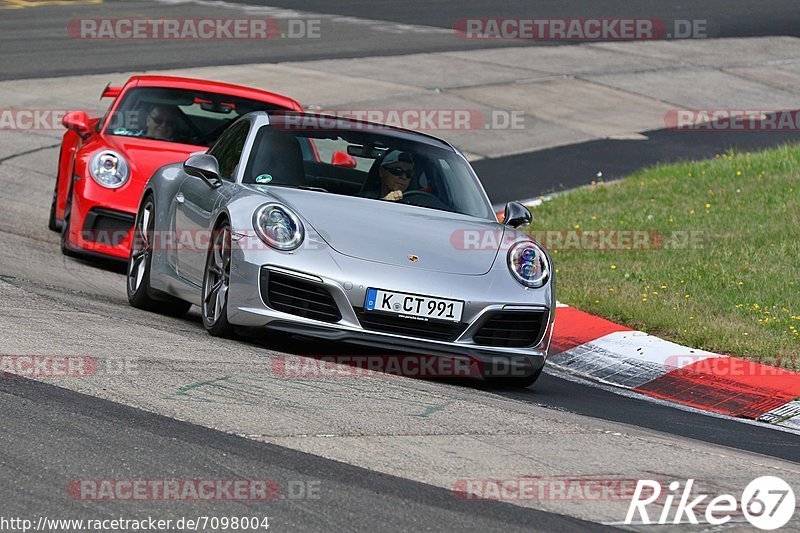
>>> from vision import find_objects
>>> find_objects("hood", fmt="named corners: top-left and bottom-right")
top-left (103, 135), bottom-right (204, 184)
top-left (250, 185), bottom-right (505, 275)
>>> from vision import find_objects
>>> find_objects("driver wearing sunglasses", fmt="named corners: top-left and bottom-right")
top-left (144, 104), bottom-right (180, 140)
top-left (375, 151), bottom-right (414, 202)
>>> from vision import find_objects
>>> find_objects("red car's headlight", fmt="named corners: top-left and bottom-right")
top-left (89, 150), bottom-right (129, 189)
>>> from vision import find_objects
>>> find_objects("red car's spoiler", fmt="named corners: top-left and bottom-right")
top-left (101, 83), bottom-right (122, 99)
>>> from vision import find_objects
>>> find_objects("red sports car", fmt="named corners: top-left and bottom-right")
top-left (49, 75), bottom-right (302, 261)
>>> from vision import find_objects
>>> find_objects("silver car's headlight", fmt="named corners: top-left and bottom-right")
top-left (253, 203), bottom-right (304, 251)
top-left (89, 150), bottom-right (129, 189)
top-left (508, 241), bottom-right (549, 288)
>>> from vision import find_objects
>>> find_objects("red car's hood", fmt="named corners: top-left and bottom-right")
top-left (103, 135), bottom-right (204, 183)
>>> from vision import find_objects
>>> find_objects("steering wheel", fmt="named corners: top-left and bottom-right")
top-left (400, 190), bottom-right (449, 209)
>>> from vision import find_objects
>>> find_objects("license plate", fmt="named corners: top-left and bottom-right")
top-left (365, 288), bottom-right (464, 322)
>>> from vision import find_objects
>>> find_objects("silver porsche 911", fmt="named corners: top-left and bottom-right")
top-left (126, 111), bottom-right (554, 387)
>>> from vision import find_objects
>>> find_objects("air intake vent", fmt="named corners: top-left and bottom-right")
top-left (260, 269), bottom-right (341, 323)
top-left (81, 208), bottom-right (135, 246)
top-left (472, 311), bottom-right (547, 347)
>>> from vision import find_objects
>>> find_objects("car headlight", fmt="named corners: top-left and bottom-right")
top-left (508, 241), bottom-right (549, 288)
top-left (89, 150), bottom-right (129, 189)
top-left (253, 203), bottom-right (304, 251)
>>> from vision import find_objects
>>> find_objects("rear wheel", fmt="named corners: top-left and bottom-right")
top-left (201, 221), bottom-right (235, 338)
top-left (127, 195), bottom-right (191, 317)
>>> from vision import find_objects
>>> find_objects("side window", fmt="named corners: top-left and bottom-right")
top-left (208, 122), bottom-right (250, 181)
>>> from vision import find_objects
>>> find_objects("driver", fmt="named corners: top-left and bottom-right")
top-left (371, 150), bottom-right (414, 202)
top-left (143, 104), bottom-right (180, 140)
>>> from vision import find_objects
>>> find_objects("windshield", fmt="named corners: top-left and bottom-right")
top-left (104, 87), bottom-right (287, 147)
top-left (243, 118), bottom-right (495, 220)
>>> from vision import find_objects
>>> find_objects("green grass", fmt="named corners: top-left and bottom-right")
top-left (526, 145), bottom-right (800, 368)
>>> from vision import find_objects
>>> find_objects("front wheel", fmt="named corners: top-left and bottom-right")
top-left (48, 181), bottom-right (60, 232)
top-left (59, 184), bottom-right (81, 258)
top-left (201, 221), bottom-right (235, 338)
top-left (127, 196), bottom-right (191, 317)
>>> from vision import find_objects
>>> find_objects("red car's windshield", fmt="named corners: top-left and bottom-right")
top-left (104, 87), bottom-right (288, 147)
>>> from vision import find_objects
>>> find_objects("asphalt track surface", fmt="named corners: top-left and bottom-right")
top-left (226, 0), bottom-right (800, 38)
top-left (5, 0), bottom-right (800, 205)
top-left (0, 0), bottom-right (517, 81)
top-left (2, 1), bottom-right (800, 531)
top-left (3, 0), bottom-right (800, 80)
top-left (476, 127), bottom-right (800, 203)
top-left (0, 375), bottom-right (606, 532)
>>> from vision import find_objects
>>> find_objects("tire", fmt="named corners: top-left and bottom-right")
top-left (482, 365), bottom-right (543, 389)
top-left (127, 195), bottom-right (191, 317)
top-left (201, 220), bottom-right (235, 338)
top-left (59, 182), bottom-right (82, 258)
top-left (48, 180), bottom-right (60, 232)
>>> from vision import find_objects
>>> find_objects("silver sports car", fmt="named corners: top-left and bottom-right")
top-left (126, 111), bottom-right (554, 387)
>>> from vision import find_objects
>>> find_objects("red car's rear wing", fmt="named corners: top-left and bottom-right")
top-left (101, 76), bottom-right (301, 111)
top-left (101, 84), bottom-right (122, 99)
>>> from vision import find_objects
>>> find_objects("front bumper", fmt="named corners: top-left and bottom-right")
top-left (66, 175), bottom-right (138, 260)
top-left (226, 235), bottom-right (554, 371)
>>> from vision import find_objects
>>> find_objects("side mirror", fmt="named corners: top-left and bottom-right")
top-left (331, 151), bottom-right (357, 168)
top-left (184, 154), bottom-right (222, 189)
top-left (502, 201), bottom-right (532, 228)
top-left (62, 110), bottom-right (91, 138)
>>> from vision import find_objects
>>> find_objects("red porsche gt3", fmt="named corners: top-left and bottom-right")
top-left (49, 75), bottom-right (302, 261)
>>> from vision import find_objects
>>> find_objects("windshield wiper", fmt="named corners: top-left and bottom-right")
top-left (297, 185), bottom-right (328, 192)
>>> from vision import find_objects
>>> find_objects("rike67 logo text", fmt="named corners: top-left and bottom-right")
top-left (626, 477), bottom-right (795, 530)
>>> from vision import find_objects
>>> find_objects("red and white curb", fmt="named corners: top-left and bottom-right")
top-left (549, 304), bottom-right (800, 430)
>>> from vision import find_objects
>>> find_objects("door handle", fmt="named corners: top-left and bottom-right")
top-left (175, 192), bottom-right (185, 204)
